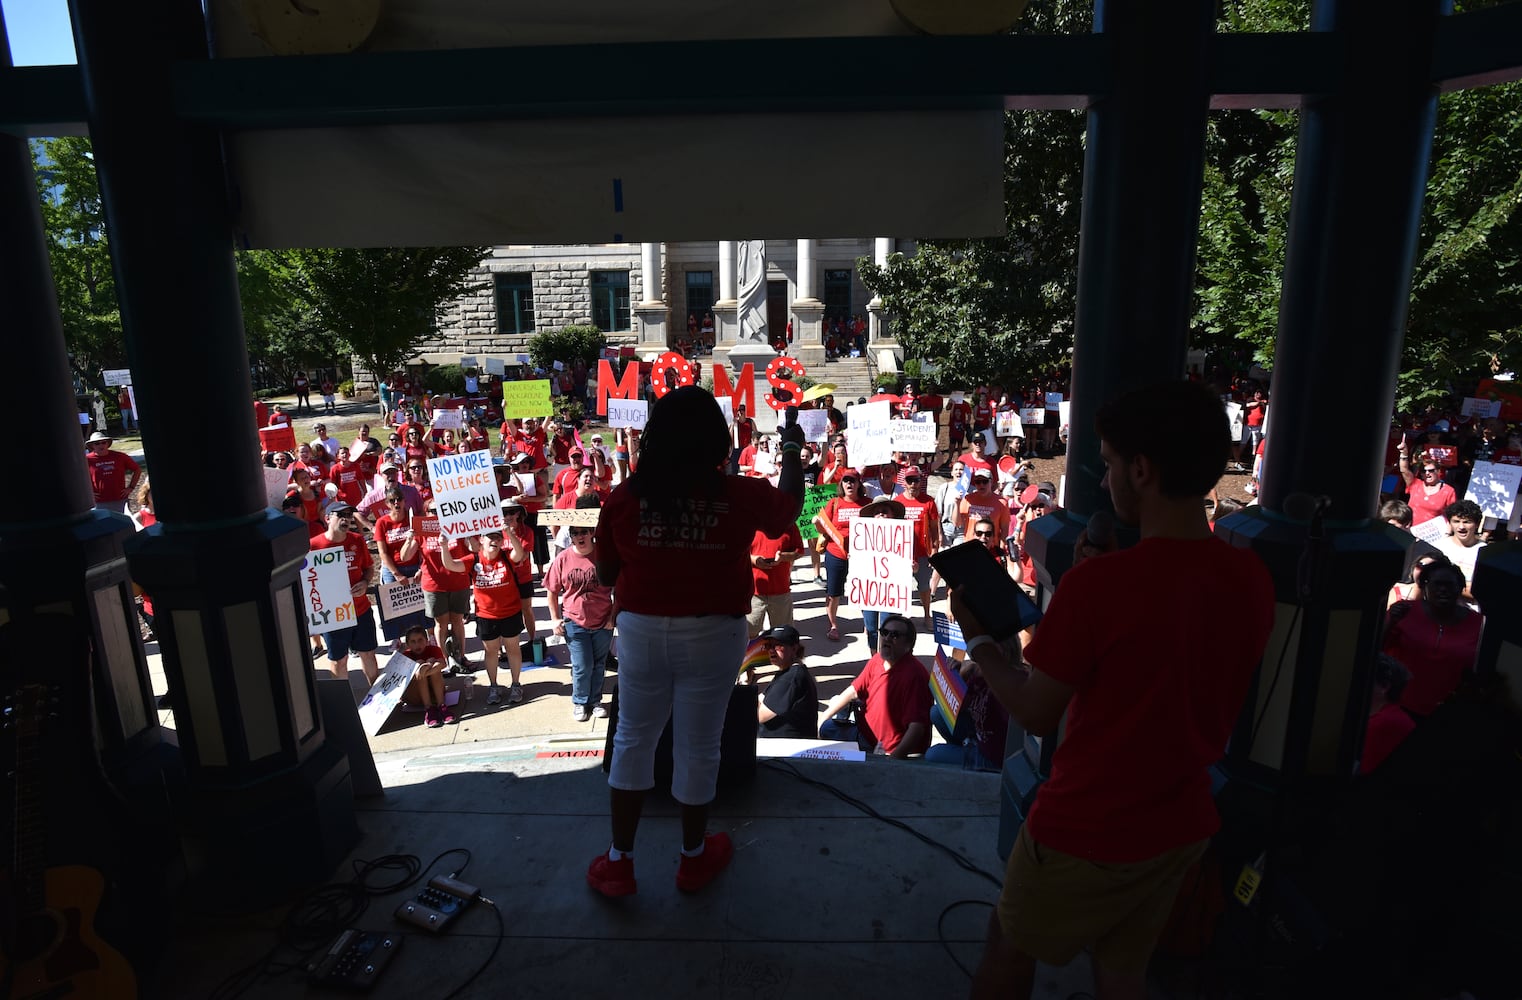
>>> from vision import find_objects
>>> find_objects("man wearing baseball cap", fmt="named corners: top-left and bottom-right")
top-left (755, 625), bottom-right (817, 739)
top-left (310, 504), bottom-right (380, 683)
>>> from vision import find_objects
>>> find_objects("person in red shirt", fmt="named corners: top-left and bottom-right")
top-left (397, 624), bottom-right (455, 728)
top-left (729, 403), bottom-right (757, 474)
top-left (955, 379), bottom-right (1275, 998)
top-left (319, 376), bottom-right (336, 416)
top-left (1360, 653), bottom-right (1415, 775)
top-left (309, 504), bottom-right (380, 683)
top-left (554, 468), bottom-right (609, 511)
top-left (268, 404), bottom-right (290, 427)
top-left (811, 469), bottom-right (865, 641)
top-left (588, 386), bottom-right (804, 900)
top-left (1397, 445), bottom-right (1459, 525)
top-left (440, 528), bottom-right (530, 706)
top-left (288, 468), bottom-right (326, 536)
top-left (414, 508), bottom-right (472, 672)
top-left (956, 468), bottom-right (1011, 542)
top-left (745, 523), bottom-right (804, 655)
top-left (945, 395), bottom-right (971, 469)
top-left (373, 486), bottom-right (428, 645)
top-left (401, 426), bottom-right (433, 467)
top-left (327, 447), bottom-right (365, 507)
top-left (1380, 561), bottom-right (1482, 718)
top-left (402, 459), bottom-right (434, 507)
top-left (817, 614), bottom-right (931, 756)
top-left (896, 466), bottom-right (941, 626)
top-left (503, 503), bottom-right (539, 648)
top-left (85, 432), bottom-right (142, 511)
top-left (465, 416), bottom-right (491, 452)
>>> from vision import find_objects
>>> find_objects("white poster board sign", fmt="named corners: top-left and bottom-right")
top-left (264, 465), bottom-right (292, 508)
top-left (950, 391), bottom-right (965, 405)
top-left (847, 401), bottom-right (893, 469)
top-left (1058, 400), bottom-right (1070, 435)
top-left (484, 357), bottom-right (506, 376)
top-left (378, 577), bottom-right (427, 621)
top-left (890, 413), bottom-right (938, 453)
top-left (607, 397), bottom-right (649, 430)
top-left (426, 449), bottom-right (505, 539)
top-left (846, 516), bottom-right (914, 614)
top-left (980, 427), bottom-right (998, 456)
top-left (1225, 401), bottom-right (1244, 441)
top-left (304, 547), bottom-right (356, 636)
top-left (536, 507), bottom-right (602, 527)
top-left (797, 408), bottom-right (829, 443)
top-left (752, 448), bottom-right (776, 478)
top-left (102, 368), bottom-right (132, 387)
top-left (1019, 406), bottom-right (1045, 425)
top-left (431, 408), bottom-right (463, 430)
top-left (995, 410), bottom-right (1019, 438)
top-left (356, 651), bottom-right (419, 735)
top-left (1464, 461), bottom-right (1522, 521)
top-left (1461, 396), bottom-right (1503, 418)
top-left (459, 355), bottom-right (478, 369)
top-left (1410, 515), bottom-right (1450, 547)
top-left (715, 395), bottom-right (734, 426)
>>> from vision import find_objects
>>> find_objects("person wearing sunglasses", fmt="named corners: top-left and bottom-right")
top-left (1397, 441), bottom-right (1458, 526)
top-left (373, 485), bottom-right (429, 647)
top-left (817, 614), bottom-right (930, 758)
top-left (439, 527), bottom-right (531, 707)
top-left (896, 466), bottom-right (940, 627)
top-left (955, 464), bottom-right (1011, 543)
top-left (309, 504), bottom-right (380, 684)
top-left (545, 519), bottom-right (617, 723)
top-left (812, 468), bottom-right (866, 641)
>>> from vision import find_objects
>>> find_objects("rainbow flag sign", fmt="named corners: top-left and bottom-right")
top-left (739, 638), bottom-right (770, 679)
top-left (929, 644), bottom-right (968, 728)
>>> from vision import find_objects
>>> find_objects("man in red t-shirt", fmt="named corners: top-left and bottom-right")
top-left (817, 614), bottom-right (931, 756)
top-left (745, 524), bottom-right (804, 644)
top-left (309, 504), bottom-right (380, 683)
top-left (896, 467), bottom-right (940, 625)
top-left (955, 380), bottom-right (1275, 998)
top-left (85, 432), bottom-right (142, 511)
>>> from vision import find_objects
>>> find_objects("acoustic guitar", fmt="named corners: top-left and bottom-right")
top-left (1, 684), bottom-right (136, 999)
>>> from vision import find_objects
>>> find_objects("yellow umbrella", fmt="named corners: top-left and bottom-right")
top-left (801, 383), bottom-right (838, 403)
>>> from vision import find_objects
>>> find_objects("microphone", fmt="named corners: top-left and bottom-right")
top-left (1086, 508), bottom-right (1115, 550)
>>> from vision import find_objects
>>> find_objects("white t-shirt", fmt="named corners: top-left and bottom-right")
top-left (1435, 534), bottom-right (1483, 586)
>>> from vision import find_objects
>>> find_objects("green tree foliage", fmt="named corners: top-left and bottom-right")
top-left (31, 137), bottom-right (122, 396)
top-left (527, 324), bottom-right (606, 371)
top-left (286, 247), bottom-right (487, 411)
top-left (236, 249), bottom-right (344, 385)
top-left (863, 0), bottom-right (1522, 408)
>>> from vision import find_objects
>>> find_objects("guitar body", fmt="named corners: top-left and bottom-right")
top-left (3, 865), bottom-right (136, 1000)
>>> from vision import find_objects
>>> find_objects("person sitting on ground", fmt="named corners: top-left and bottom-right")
top-left (397, 624), bottom-right (456, 728)
top-left (755, 625), bottom-right (818, 739)
top-left (1360, 652), bottom-right (1415, 775)
top-left (924, 645), bottom-right (1012, 773)
top-left (1381, 561), bottom-right (1482, 719)
top-left (440, 528), bottom-right (531, 707)
top-left (817, 613), bottom-right (931, 757)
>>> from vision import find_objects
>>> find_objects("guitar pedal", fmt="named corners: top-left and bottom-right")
top-left (394, 874), bottom-right (479, 932)
top-left (306, 928), bottom-right (401, 991)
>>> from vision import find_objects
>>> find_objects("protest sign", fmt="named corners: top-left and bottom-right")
top-left (797, 483), bottom-right (837, 541)
top-left (378, 577), bottom-right (426, 621)
top-left (752, 449), bottom-right (776, 478)
top-left (931, 611), bottom-right (966, 651)
top-left (890, 413), bottom-right (938, 453)
top-left (929, 645), bottom-right (969, 729)
top-left (258, 424), bottom-right (297, 454)
top-left (515, 472), bottom-right (537, 498)
top-left (484, 357), bottom-right (505, 376)
top-left (846, 516), bottom-right (914, 614)
top-left (501, 379), bottom-right (552, 419)
top-left (980, 427), bottom-right (998, 456)
top-left (754, 739), bottom-right (868, 762)
top-left (427, 450), bottom-right (504, 539)
top-left (102, 368), bottom-right (132, 387)
top-left (1410, 516), bottom-right (1450, 547)
top-left (797, 409), bottom-right (829, 443)
top-left (715, 395), bottom-right (734, 426)
top-left (995, 410), bottom-right (1019, 438)
top-left (1058, 401), bottom-right (1070, 434)
top-left (459, 355), bottom-right (478, 369)
top-left (607, 397), bottom-right (648, 430)
top-left (356, 651), bottom-right (420, 735)
top-left (847, 401), bottom-right (893, 470)
top-left (1019, 407), bottom-right (1045, 425)
top-left (263, 466), bottom-right (292, 508)
top-left (536, 507), bottom-right (602, 527)
top-left (1424, 444), bottom-right (1459, 468)
top-left (1225, 401), bottom-right (1244, 442)
top-left (348, 437), bottom-right (376, 464)
top-left (1045, 392), bottom-right (1063, 411)
top-left (303, 547), bottom-right (356, 636)
top-left (430, 408), bottom-right (463, 430)
top-left (1461, 396), bottom-right (1503, 418)
top-left (1465, 461), bottom-right (1522, 521)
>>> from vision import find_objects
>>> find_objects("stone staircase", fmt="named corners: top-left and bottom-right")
top-left (815, 355), bottom-right (877, 402)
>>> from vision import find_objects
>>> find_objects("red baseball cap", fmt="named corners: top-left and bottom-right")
top-left (839, 468), bottom-right (863, 481)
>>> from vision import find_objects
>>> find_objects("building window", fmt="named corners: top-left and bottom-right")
top-left (591, 270), bottom-right (631, 332)
top-left (494, 273), bottom-right (535, 335)
top-left (685, 271), bottom-right (714, 324)
top-left (824, 269), bottom-right (853, 322)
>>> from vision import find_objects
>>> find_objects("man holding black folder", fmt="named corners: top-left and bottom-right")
top-left (958, 380), bottom-right (1274, 1000)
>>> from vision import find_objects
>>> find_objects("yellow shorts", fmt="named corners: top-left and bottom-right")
top-left (997, 824), bottom-right (1207, 975)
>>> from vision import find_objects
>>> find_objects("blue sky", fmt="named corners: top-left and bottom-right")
top-left (2, 0), bottom-right (77, 66)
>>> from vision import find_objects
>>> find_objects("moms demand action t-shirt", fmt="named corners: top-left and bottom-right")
top-left (596, 476), bottom-right (798, 617)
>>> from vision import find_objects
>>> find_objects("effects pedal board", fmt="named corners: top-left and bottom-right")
top-left (307, 928), bottom-right (403, 991)
top-left (394, 874), bottom-right (480, 932)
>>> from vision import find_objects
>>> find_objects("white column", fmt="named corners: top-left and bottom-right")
top-left (639, 242), bottom-right (662, 304)
top-left (796, 239), bottom-right (817, 301)
top-left (718, 241), bottom-right (737, 303)
top-left (874, 237), bottom-right (893, 268)
top-left (869, 238), bottom-right (898, 357)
